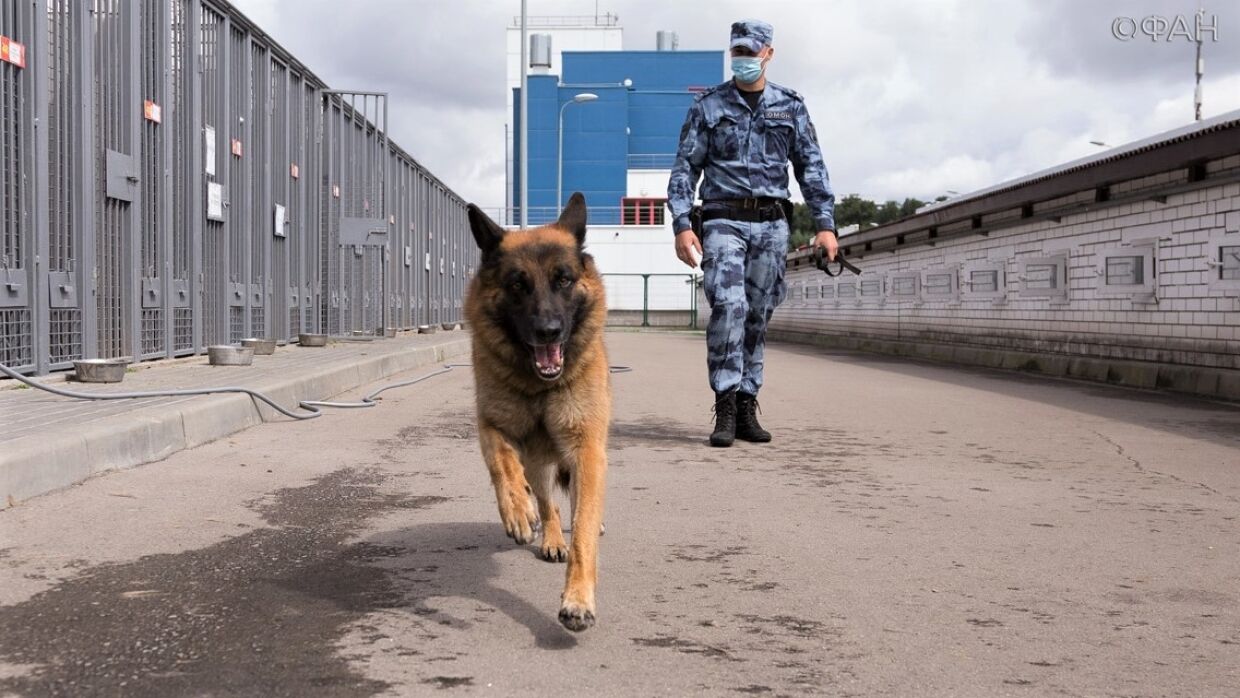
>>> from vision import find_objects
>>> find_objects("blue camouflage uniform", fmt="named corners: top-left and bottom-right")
top-left (667, 19), bottom-right (836, 396)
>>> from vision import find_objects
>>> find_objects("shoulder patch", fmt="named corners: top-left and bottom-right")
top-left (767, 82), bottom-right (804, 102)
top-left (693, 81), bottom-right (729, 101)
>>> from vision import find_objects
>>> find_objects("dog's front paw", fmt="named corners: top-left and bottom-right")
top-left (558, 596), bottom-right (596, 632)
top-left (498, 487), bottom-right (538, 545)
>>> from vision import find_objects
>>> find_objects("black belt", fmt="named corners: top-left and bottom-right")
top-left (701, 198), bottom-right (785, 223)
top-left (812, 245), bottom-right (862, 277)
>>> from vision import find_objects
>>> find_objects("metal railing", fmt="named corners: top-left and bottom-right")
top-left (509, 13), bottom-right (620, 28)
top-left (601, 273), bottom-right (700, 328)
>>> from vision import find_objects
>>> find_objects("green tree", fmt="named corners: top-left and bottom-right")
top-left (834, 194), bottom-right (878, 229)
top-left (875, 200), bottom-right (902, 225)
top-left (900, 197), bottom-right (925, 217)
top-left (785, 195), bottom-right (927, 251)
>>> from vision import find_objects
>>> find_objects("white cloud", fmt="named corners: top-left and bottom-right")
top-left (862, 155), bottom-right (996, 201)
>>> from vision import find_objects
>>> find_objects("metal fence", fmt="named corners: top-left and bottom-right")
top-left (0, 0), bottom-right (472, 375)
top-left (601, 273), bottom-right (699, 328)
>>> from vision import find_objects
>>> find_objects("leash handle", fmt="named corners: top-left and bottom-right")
top-left (812, 245), bottom-right (862, 277)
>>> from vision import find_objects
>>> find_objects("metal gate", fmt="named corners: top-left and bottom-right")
top-left (139, 0), bottom-right (167, 359)
top-left (322, 90), bottom-right (387, 336)
top-left (199, 2), bottom-right (225, 346)
top-left (169, 0), bottom-right (196, 354)
top-left (93, 0), bottom-right (139, 360)
top-left (0, 0), bottom-right (34, 370)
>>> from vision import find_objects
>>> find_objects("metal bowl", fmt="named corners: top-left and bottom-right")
top-left (417, 325), bottom-right (437, 334)
top-left (298, 333), bottom-right (328, 347)
top-left (73, 357), bottom-right (132, 383)
top-left (383, 327), bottom-right (397, 338)
top-left (440, 322), bottom-right (457, 331)
top-left (240, 337), bottom-right (277, 355)
top-left (208, 345), bottom-right (254, 366)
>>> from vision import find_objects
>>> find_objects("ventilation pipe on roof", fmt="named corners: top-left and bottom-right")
top-left (530, 34), bottom-right (552, 73)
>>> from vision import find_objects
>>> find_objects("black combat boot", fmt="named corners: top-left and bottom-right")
top-left (710, 392), bottom-right (736, 447)
top-left (735, 392), bottom-right (771, 443)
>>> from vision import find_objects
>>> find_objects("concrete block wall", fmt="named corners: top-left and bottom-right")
top-left (770, 156), bottom-right (1240, 377)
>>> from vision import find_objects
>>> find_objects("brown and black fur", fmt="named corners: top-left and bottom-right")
top-left (463, 193), bottom-right (611, 632)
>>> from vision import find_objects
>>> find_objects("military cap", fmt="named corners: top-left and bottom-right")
top-left (729, 19), bottom-right (773, 53)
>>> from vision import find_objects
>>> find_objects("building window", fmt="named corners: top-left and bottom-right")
top-left (1220, 246), bottom-right (1240, 281)
top-left (889, 272), bottom-right (920, 303)
top-left (621, 198), bottom-right (667, 226)
top-left (1207, 230), bottom-right (1240, 295)
top-left (1094, 240), bottom-right (1156, 303)
top-left (961, 259), bottom-right (1007, 304)
top-left (1018, 251), bottom-right (1069, 302)
top-left (860, 278), bottom-right (882, 296)
top-left (838, 281), bottom-right (856, 298)
top-left (1105, 256), bottom-right (1144, 285)
top-left (971, 270), bottom-right (999, 293)
top-left (923, 268), bottom-right (959, 304)
top-left (1024, 263), bottom-right (1060, 290)
top-left (820, 283), bottom-right (835, 299)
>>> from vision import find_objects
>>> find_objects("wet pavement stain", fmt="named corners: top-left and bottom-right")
top-left (422, 675), bottom-right (474, 689)
top-left (610, 420), bottom-right (706, 448)
top-left (630, 635), bottom-right (738, 661)
top-left (0, 469), bottom-right (448, 697)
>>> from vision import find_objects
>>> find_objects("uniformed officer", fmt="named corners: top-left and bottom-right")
top-left (667, 19), bottom-right (838, 447)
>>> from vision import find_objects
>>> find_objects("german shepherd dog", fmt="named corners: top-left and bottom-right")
top-left (463, 193), bottom-right (610, 632)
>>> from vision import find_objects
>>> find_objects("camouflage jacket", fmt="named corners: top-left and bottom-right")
top-left (666, 80), bottom-right (835, 235)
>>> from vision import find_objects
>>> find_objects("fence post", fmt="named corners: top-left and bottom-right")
top-left (641, 274), bottom-right (650, 327)
top-left (689, 274), bottom-right (697, 329)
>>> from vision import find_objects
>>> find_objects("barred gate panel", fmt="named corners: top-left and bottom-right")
top-left (92, 0), bottom-right (137, 360)
top-left (46, 1), bottom-right (83, 367)
top-left (170, 0), bottom-right (193, 353)
top-left (285, 71), bottom-right (302, 339)
top-left (227, 24), bottom-right (245, 343)
top-left (248, 41), bottom-right (267, 340)
top-left (269, 60), bottom-right (288, 340)
top-left (139, 0), bottom-right (166, 358)
top-left (198, 3), bottom-right (225, 346)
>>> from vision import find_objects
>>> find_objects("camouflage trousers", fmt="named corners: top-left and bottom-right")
top-left (700, 216), bottom-right (789, 395)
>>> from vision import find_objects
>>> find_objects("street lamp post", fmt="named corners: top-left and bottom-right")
top-left (558, 93), bottom-right (598, 215)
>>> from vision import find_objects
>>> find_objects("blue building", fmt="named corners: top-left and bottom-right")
top-left (512, 49), bottom-right (723, 225)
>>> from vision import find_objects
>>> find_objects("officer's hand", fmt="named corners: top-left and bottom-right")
top-left (814, 230), bottom-right (839, 262)
top-left (674, 229), bottom-right (703, 269)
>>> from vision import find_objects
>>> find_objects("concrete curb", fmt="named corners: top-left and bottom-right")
top-left (768, 330), bottom-right (1240, 403)
top-left (1, 338), bottom-right (470, 509)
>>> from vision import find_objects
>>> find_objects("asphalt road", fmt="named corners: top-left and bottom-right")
top-left (2, 331), bottom-right (1239, 697)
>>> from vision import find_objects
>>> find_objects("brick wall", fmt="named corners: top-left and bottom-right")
top-left (771, 156), bottom-right (1240, 370)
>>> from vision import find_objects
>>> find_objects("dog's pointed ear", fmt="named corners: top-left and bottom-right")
top-left (556, 192), bottom-right (588, 247)
top-left (467, 204), bottom-right (506, 258)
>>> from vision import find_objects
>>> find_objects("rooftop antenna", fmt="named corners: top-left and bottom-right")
top-left (1194, 4), bottom-right (1204, 121)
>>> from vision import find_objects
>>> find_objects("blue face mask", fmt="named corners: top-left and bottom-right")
top-left (731, 56), bottom-right (764, 84)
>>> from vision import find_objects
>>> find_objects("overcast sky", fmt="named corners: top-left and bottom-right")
top-left (231, 0), bottom-right (1239, 209)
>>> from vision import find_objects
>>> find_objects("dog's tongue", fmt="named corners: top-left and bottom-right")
top-left (534, 343), bottom-right (564, 373)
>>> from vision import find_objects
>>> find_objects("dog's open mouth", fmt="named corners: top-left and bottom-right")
top-left (532, 343), bottom-right (564, 380)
